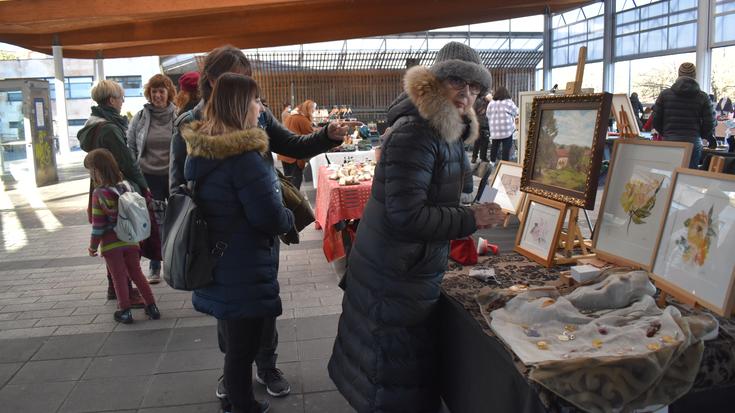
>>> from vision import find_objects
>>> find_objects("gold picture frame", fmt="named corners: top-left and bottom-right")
top-left (514, 195), bottom-right (568, 268)
top-left (521, 93), bottom-right (612, 209)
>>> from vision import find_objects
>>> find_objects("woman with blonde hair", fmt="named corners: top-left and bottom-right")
top-left (127, 73), bottom-right (177, 284)
top-left (182, 73), bottom-right (293, 413)
top-left (279, 99), bottom-right (317, 189)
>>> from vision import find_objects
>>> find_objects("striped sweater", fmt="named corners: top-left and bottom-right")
top-left (89, 184), bottom-right (139, 254)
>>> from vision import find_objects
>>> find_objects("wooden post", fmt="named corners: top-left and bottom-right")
top-left (565, 46), bottom-right (587, 95)
top-left (709, 155), bottom-right (725, 173)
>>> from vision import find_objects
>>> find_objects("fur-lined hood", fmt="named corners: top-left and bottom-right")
top-left (398, 66), bottom-right (479, 143)
top-left (181, 121), bottom-right (269, 159)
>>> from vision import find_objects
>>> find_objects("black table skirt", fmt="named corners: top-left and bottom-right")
top-left (437, 293), bottom-right (735, 413)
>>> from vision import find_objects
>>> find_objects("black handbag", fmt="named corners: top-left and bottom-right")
top-left (277, 169), bottom-right (315, 245)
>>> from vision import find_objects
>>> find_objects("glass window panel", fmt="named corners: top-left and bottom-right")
top-left (588, 39), bottom-right (604, 60)
top-left (553, 46), bottom-right (568, 66)
top-left (640, 1), bottom-right (666, 20)
top-left (616, 34), bottom-right (639, 57)
top-left (617, 22), bottom-right (639, 35)
top-left (67, 77), bottom-right (93, 99)
top-left (0, 90), bottom-right (25, 145)
top-left (553, 26), bottom-right (569, 42)
top-left (640, 16), bottom-right (667, 31)
top-left (588, 16), bottom-right (604, 35)
top-left (668, 23), bottom-right (696, 49)
top-left (107, 75), bottom-right (142, 97)
top-left (552, 14), bottom-right (565, 28)
top-left (671, 0), bottom-right (697, 11)
top-left (715, 1), bottom-right (735, 13)
top-left (617, 9), bottom-right (638, 25)
top-left (640, 28), bottom-right (667, 53)
top-left (7, 91), bottom-right (23, 102)
top-left (715, 14), bottom-right (735, 43)
top-left (569, 21), bottom-right (587, 36)
top-left (670, 10), bottom-right (697, 24)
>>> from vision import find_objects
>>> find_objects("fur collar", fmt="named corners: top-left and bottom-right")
top-left (403, 66), bottom-right (479, 143)
top-left (181, 121), bottom-right (269, 159)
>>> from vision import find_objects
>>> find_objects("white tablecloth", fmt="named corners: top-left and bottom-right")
top-left (308, 150), bottom-right (376, 188)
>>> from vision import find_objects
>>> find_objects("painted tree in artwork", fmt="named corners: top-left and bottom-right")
top-left (537, 111), bottom-right (559, 170)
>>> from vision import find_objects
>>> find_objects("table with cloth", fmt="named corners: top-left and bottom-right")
top-left (313, 165), bottom-right (372, 262)
top-left (438, 252), bottom-right (735, 413)
top-left (308, 149), bottom-right (375, 188)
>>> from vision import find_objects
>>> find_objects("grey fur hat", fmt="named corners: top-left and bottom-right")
top-left (431, 41), bottom-right (492, 92)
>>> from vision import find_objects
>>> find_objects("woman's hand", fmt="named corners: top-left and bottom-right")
top-left (470, 203), bottom-right (505, 228)
top-left (88, 247), bottom-right (98, 257)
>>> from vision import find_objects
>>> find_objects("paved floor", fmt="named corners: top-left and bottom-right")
top-left (0, 158), bottom-right (355, 412)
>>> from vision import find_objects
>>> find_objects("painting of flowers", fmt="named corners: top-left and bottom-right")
top-left (620, 177), bottom-right (663, 233)
top-left (675, 206), bottom-right (717, 267)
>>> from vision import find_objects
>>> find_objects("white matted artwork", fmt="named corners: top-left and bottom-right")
top-left (518, 91), bottom-right (549, 167)
top-left (515, 195), bottom-right (567, 267)
top-left (651, 169), bottom-right (735, 316)
top-left (611, 93), bottom-right (640, 136)
top-left (593, 140), bottom-right (692, 269)
top-left (479, 161), bottom-right (525, 215)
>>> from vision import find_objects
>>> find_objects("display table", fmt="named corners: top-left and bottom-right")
top-left (313, 165), bottom-right (372, 262)
top-left (309, 149), bottom-right (375, 188)
top-left (438, 253), bottom-right (735, 413)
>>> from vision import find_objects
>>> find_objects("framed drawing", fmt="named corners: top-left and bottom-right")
top-left (521, 93), bottom-right (612, 209)
top-left (518, 91), bottom-right (549, 167)
top-left (593, 140), bottom-right (692, 269)
top-left (478, 161), bottom-right (525, 215)
top-left (611, 93), bottom-right (641, 137)
top-left (651, 168), bottom-right (735, 316)
top-left (514, 195), bottom-right (567, 267)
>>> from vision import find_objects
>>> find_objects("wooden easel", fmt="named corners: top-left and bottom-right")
top-left (709, 155), bottom-right (726, 173)
top-left (617, 106), bottom-right (637, 139)
top-left (553, 46), bottom-right (597, 265)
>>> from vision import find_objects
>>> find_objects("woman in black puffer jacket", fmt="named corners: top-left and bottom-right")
top-left (328, 42), bottom-right (505, 413)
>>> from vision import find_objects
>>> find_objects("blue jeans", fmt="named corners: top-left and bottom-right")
top-left (665, 138), bottom-right (702, 169)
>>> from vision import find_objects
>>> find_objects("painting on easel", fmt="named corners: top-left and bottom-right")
top-left (611, 94), bottom-right (641, 138)
top-left (651, 168), bottom-right (735, 316)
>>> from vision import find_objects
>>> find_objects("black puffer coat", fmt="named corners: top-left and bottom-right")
top-left (328, 66), bottom-right (478, 413)
top-left (653, 77), bottom-right (716, 141)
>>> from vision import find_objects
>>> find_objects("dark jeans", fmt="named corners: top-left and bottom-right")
top-left (472, 132), bottom-right (490, 162)
top-left (218, 317), bottom-right (265, 413)
top-left (219, 316), bottom-right (279, 371)
top-left (282, 162), bottom-right (303, 190)
top-left (143, 173), bottom-right (168, 272)
top-left (664, 138), bottom-right (703, 169)
top-left (490, 136), bottom-right (513, 162)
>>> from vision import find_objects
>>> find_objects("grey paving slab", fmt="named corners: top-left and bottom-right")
top-left (9, 357), bottom-right (92, 384)
top-left (83, 352), bottom-right (162, 379)
top-left (298, 338), bottom-right (336, 361)
top-left (0, 326), bottom-right (58, 340)
top-left (303, 390), bottom-right (357, 413)
top-left (156, 348), bottom-right (223, 374)
top-left (295, 314), bottom-right (340, 340)
top-left (140, 369), bottom-right (221, 407)
top-left (59, 376), bottom-right (150, 413)
top-left (0, 336), bottom-right (45, 362)
top-left (137, 402), bottom-right (222, 413)
top-left (0, 381), bottom-right (76, 413)
top-left (165, 325), bottom-right (218, 352)
top-left (32, 332), bottom-right (108, 360)
top-left (253, 389), bottom-right (305, 413)
top-left (276, 318), bottom-right (298, 343)
top-left (98, 329), bottom-right (172, 356)
top-left (0, 362), bottom-right (21, 387)
top-left (300, 358), bottom-right (337, 393)
top-left (276, 340), bottom-right (299, 363)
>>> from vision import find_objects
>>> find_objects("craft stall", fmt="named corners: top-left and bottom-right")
top-left (443, 68), bottom-right (735, 411)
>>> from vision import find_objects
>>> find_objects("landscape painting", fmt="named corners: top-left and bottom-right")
top-left (531, 109), bottom-right (597, 193)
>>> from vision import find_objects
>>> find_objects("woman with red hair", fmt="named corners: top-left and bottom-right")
top-left (279, 99), bottom-right (317, 189)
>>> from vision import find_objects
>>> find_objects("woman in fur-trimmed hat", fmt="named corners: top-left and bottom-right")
top-left (328, 42), bottom-right (506, 413)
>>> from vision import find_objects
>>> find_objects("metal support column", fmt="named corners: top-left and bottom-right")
top-left (94, 54), bottom-right (105, 83)
top-left (52, 39), bottom-right (70, 155)
top-left (543, 9), bottom-right (553, 90)
top-left (602, 0), bottom-right (615, 92)
top-left (696, 0), bottom-right (712, 93)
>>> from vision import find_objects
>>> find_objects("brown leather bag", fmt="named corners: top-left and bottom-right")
top-left (277, 169), bottom-right (315, 245)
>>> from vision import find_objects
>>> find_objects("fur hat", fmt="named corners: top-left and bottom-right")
top-left (178, 71), bottom-right (200, 93)
top-left (678, 62), bottom-right (696, 79)
top-left (431, 42), bottom-right (492, 92)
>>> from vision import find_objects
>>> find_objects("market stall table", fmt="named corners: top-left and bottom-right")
top-left (314, 165), bottom-right (372, 262)
top-left (309, 149), bottom-right (376, 188)
top-left (438, 253), bottom-right (735, 413)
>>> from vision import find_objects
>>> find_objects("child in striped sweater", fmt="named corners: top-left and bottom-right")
top-left (84, 148), bottom-right (161, 324)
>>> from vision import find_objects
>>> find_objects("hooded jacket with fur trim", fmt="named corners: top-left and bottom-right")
top-left (181, 123), bottom-right (294, 320)
top-left (328, 66), bottom-right (478, 413)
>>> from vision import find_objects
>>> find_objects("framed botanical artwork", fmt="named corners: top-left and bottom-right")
top-left (593, 140), bottom-right (692, 269)
top-left (518, 91), bottom-right (549, 167)
top-left (651, 168), bottom-right (735, 316)
top-left (478, 161), bottom-right (525, 215)
top-left (514, 195), bottom-right (567, 267)
top-left (521, 93), bottom-right (612, 209)
top-left (611, 93), bottom-right (641, 137)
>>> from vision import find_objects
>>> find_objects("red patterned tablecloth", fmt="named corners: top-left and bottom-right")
top-left (314, 166), bottom-right (372, 262)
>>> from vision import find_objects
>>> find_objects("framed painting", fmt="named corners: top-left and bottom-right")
top-left (611, 93), bottom-right (641, 137)
top-left (651, 168), bottom-right (735, 316)
top-left (514, 195), bottom-right (567, 267)
top-left (518, 91), bottom-right (549, 167)
top-left (478, 161), bottom-right (525, 215)
top-left (593, 140), bottom-right (692, 269)
top-left (521, 93), bottom-right (612, 209)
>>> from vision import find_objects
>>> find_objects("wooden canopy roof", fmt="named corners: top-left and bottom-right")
top-left (0, 0), bottom-right (594, 59)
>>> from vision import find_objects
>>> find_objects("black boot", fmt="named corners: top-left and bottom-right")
top-left (145, 303), bottom-right (161, 320)
top-left (114, 308), bottom-right (134, 324)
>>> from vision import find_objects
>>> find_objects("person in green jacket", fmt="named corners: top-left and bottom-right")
top-left (77, 79), bottom-right (149, 306)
